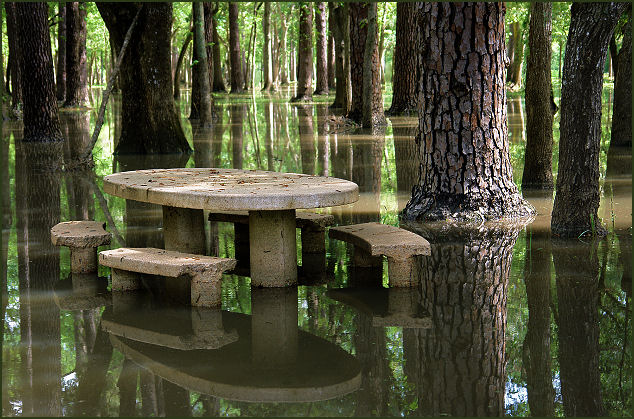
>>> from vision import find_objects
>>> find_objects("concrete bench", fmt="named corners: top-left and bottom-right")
top-left (328, 222), bottom-right (430, 287)
top-left (51, 221), bottom-right (112, 273)
top-left (99, 248), bottom-right (237, 307)
top-left (208, 210), bottom-right (335, 257)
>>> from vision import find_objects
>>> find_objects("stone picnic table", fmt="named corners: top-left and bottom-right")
top-left (103, 168), bottom-right (358, 287)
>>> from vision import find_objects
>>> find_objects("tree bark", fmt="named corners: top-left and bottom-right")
top-left (327, 17), bottom-right (335, 89)
top-left (203, 3), bottom-right (214, 90)
top-left (97, 3), bottom-right (190, 154)
top-left (329, 2), bottom-right (349, 111)
top-left (279, 5), bottom-right (291, 85)
top-left (291, 2), bottom-right (313, 102)
top-left (388, 2), bottom-right (420, 115)
top-left (5, 2), bottom-right (23, 114)
top-left (348, 3), bottom-right (368, 121)
top-left (551, 2), bottom-right (627, 238)
top-left (15, 2), bottom-right (63, 142)
top-left (190, 1), bottom-right (212, 124)
top-left (261, 1), bottom-right (273, 91)
top-left (610, 8), bottom-right (631, 148)
top-left (56, 2), bottom-right (66, 102)
top-left (506, 21), bottom-right (524, 88)
top-left (63, 2), bottom-right (88, 107)
top-left (314, 2), bottom-right (328, 95)
top-left (361, 2), bottom-right (385, 128)
top-left (522, 2), bottom-right (555, 190)
top-left (403, 3), bottom-right (534, 222)
top-left (210, 3), bottom-right (226, 92)
top-left (228, 2), bottom-right (244, 93)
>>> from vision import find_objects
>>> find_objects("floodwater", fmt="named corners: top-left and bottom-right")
top-left (1, 86), bottom-right (631, 416)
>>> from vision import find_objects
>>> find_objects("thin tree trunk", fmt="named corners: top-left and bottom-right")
top-left (361, 2), bottom-right (385, 128)
top-left (210, 2), bottom-right (226, 92)
top-left (327, 13), bottom-right (335, 90)
top-left (5, 2), bottom-right (23, 115)
top-left (261, 1), bottom-right (273, 91)
top-left (64, 2), bottom-right (89, 107)
top-left (173, 31), bottom-right (193, 100)
top-left (388, 2), bottom-right (419, 115)
top-left (190, 1), bottom-right (212, 124)
top-left (314, 2), bottom-right (328, 95)
top-left (522, 2), bottom-right (555, 190)
top-left (348, 2), bottom-right (368, 121)
top-left (506, 21), bottom-right (524, 89)
top-left (56, 2), bottom-right (66, 101)
top-left (279, 5), bottom-right (291, 85)
top-left (329, 2), bottom-right (349, 112)
top-left (228, 2), bottom-right (244, 93)
top-left (551, 2), bottom-right (627, 238)
top-left (291, 2), bottom-right (313, 102)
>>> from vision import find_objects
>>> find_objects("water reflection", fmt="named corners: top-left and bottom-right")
top-left (1, 89), bottom-right (631, 417)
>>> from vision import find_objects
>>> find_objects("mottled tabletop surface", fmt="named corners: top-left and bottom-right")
top-left (104, 168), bottom-right (359, 211)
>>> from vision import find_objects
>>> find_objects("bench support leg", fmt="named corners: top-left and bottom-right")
top-left (70, 247), bottom-right (98, 274)
top-left (387, 256), bottom-right (418, 287)
top-left (353, 247), bottom-right (382, 268)
top-left (190, 274), bottom-right (222, 307)
top-left (111, 268), bottom-right (143, 291)
top-left (163, 206), bottom-right (206, 255)
top-left (249, 210), bottom-right (297, 287)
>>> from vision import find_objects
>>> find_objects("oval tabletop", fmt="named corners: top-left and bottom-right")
top-left (103, 168), bottom-right (359, 211)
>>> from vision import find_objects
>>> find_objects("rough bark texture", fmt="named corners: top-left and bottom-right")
top-left (506, 21), bottom-right (524, 88)
top-left (261, 2), bottom-right (273, 91)
top-left (97, 3), bottom-right (189, 154)
top-left (610, 9), bottom-right (632, 148)
top-left (279, 8), bottom-right (290, 85)
top-left (522, 2), bottom-right (555, 190)
top-left (291, 3), bottom-right (313, 102)
top-left (5, 2), bottom-right (23, 114)
top-left (314, 2), bottom-right (328, 95)
top-left (15, 2), bottom-right (63, 142)
top-left (551, 2), bottom-right (627, 238)
top-left (203, 2), bottom-right (215, 91)
top-left (63, 2), bottom-right (89, 107)
top-left (360, 3), bottom-right (385, 128)
top-left (210, 3), bottom-right (226, 92)
top-left (329, 2), bottom-right (349, 111)
top-left (348, 3), bottom-right (368, 121)
top-left (56, 2), bottom-right (66, 102)
top-left (190, 1), bottom-right (212, 124)
top-left (553, 239), bottom-right (605, 416)
top-left (402, 223), bottom-right (520, 416)
top-left (403, 3), bottom-right (534, 222)
top-left (388, 2), bottom-right (420, 115)
top-left (228, 2), bottom-right (244, 93)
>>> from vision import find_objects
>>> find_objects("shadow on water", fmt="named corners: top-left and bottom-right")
top-left (1, 88), bottom-right (631, 417)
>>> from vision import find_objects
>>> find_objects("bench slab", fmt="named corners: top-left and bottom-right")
top-left (99, 248), bottom-right (237, 278)
top-left (328, 222), bottom-right (430, 259)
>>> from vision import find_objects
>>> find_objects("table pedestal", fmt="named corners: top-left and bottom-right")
top-left (249, 209), bottom-right (297, 287)
top-left (163, 206), bottom-right (206, 254)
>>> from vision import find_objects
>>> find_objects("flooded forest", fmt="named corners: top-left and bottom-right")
top-left (1, 2), bottom-right (631, 417)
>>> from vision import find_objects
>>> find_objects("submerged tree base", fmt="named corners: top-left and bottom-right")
top-left (401, 190), bottom-right (536, 223)
top-left (290, 94), bottom-right (313, 103)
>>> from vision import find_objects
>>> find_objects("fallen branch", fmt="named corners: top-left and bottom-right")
top-left (80, 6), bottom-right (143, 163)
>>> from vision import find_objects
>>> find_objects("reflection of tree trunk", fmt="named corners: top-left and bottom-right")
top-left (230, 104), bottom-right (245, 169)
top-left (316, 104), bottom-right (329, 176)
top-left (202, 396), bottom-right (220, 416)
top-left (297, 105), bottom-right (315, 175)
top-left (393, 123), bottom-right (418, 212)
top-left (553, 239), bottom-right (606, 416)
top-left (15, 142), bottom-right (63, 416)
top-left (351, 127), bottom-right (384, 224)
top-left (353, 311), bottom-right (390, 417)
top-left (61, 112), bottom-right (95, 219)
top-left (162, 379), bottom-right (191, 417)
top-left (402, 328), bottom-right (421, 416)
top-left (523, 227), bottom-right (554, 416)
top-left (140, 368), bottom-right (159, 416)
top-left (405, 224), bottom-right (519, 416)
top-left (118, 358), bottom-right (140, 416)
top-left (265, 102), bottom-right (274, 171)
top-left (2, 123), bottom-right (12, 320)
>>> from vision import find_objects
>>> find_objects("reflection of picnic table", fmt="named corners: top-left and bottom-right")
top-left (104, 168), bottom-right (358, 286)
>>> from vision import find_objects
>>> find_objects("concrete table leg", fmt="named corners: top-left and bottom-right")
top-left (190, 275), bottom-right (222, 307)
top-left (249, 210), bottom-right (297, 287)
top-left (162, 206), bottom-right (206, 254)
top-left (387, 256), bottom-right (418, 287)
top-left (70, 247), bottom-right (98, 274)
top-left (111, 268), bottom-right (143, 291)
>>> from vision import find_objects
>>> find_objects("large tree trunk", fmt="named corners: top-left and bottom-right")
top-left (610, 8), bottom-right (631, 149)
top-left (329, 2), bottom-right (349, 112)
top-left (228, 2), bottom-right (244, 93)
top-left (97, 3), bottom-right (189, 154)
top-left (63, 2), bottom-right (88, 107)
top-left (313, 2), bottom-right (328, 95)
top-left (190, 1), bottom-right (212, 124)
top-left (56, 2), bottom-right (66, 102)
top-left (360, 2), bottom-right (385, 128)
top-left (15, 2), bottom-right (63, 142)
top-left (388, 2), bottom-right (419, 115)
top-left (522, 2), bottom-right (555, 190)
top-left (553, 239), bottom-right (605, 416)
top-left (210, 3), bottom-right (226, 92)
top-left (291, 2), bottom-right (313, 102)
top-left (261, 2), bottom-right (273, 91)
top-left (506, 21), bottom-right (524, 89)
top-left (403, 3), bottom-right (534, 222)
top-left (5, 2), bottom-right (23, 115)
top-left (551, 2), bottom-right (627, 238)
top-left (347, 3), bottom-right (368, 121)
